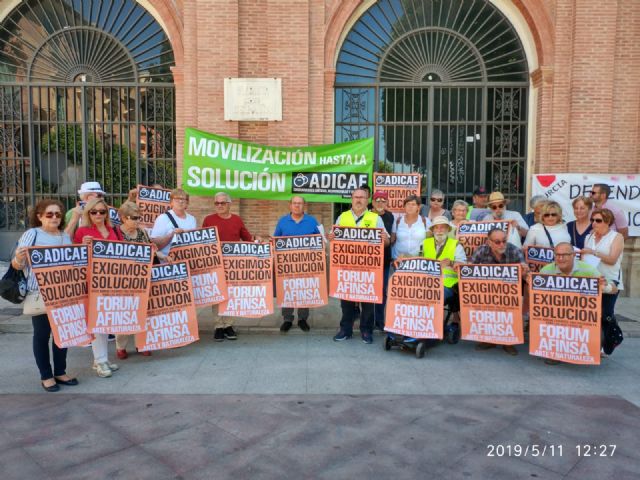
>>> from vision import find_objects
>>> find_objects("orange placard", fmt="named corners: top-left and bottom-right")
top-left (329, 226), bottom-right (384, 303)
top-left (525, 245), bottom-right (555, 273)
top-left (529, 273), bottom-right (601, 365)
top-left (273, 234), bottom-right (328, 308)
top-left (218, 242), bottom-right (274, 317)
top-left (385, 257), bottom-right (444, 339)
top-left (27, 245), bottom-right (93, 348)
top-left (135, 262), bottom-right (199, 351)
top-left (136, 184), bottom-right (171, 229)
top-left (458, 264), bottom-right (523, 345)
top-left (87, 239), bottom-right (153, 334)
top-left (456, 221), bottom-right (510, 258)
top-left (373, 173), bottom-right (421, 213)
top-left (169, 227), bottom-right (227, 307)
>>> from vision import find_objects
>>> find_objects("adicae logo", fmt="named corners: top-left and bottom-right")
top-left (222, 244), bottom-right (232, 254)
top-left (139, 187), bottom-right (149, 199)
top-left (30, 250), bottom-right (44, 265)
top-left (333, 227), bottom-right (343, 237)
top-left (293, 174), bottom-right (309, 188)
top-left (375, 176), bottom-right (385, 185)
top-left (533, 275), bottom-right (546, 287)
top-left (529, 247), bottom-right (539, 258)
top-left (93, 242), bottom-right (106, 254)
top-left (275, 239), bottom-right (285, 249)
top-left (461, 266), bottom-right (472, 277)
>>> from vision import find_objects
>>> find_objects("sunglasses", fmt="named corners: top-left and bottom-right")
top-left (590, 191), bottom-right (601, 196)
top-left (489, 203), bottom-right (505, 210)
top-left (43, 211), bottom-right (62, 218)
top-left (430, 197), bottom-right (444, 202)
top-left (89, 209), bottom-right (107, 216)
top-left (543, 213), bottom-right (558, 218)
top-left (128, 216), bottom-right (141, 221)
top-left (490, 238), bottom-right (507, 244)
top-left (214, 201), bottom-right (229, 206)
top-left (590, 218), bottom-right (604, 224)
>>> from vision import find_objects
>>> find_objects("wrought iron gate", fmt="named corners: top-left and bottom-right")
top-left (335, 0), bottom-right (529, 211)
top-left (0, 0), bottom-right (176, 232)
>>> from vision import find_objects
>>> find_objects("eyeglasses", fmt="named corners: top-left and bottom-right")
top-left (543, 213), bottom-right (558, 218)
top-left (173, 197), bottom-right (189, 203)
top-left (43, 211), bottom-right (62, 218)
top-left (590, 218), bottom-right (604, 224)
top-left (89, 209), bottom-right (107, 216)
top-left (374, 198), bottom-right (387, 202)
top-left (430, 197), bottom-right (444, 202)
top-left (214, 201), bottom-right (229, 206)
top-left (555, 253), bottom-right (575, 258)
top-left (128, 216), bottom-right (141, 221)
top-left (489, 203), bottom-right (505, 210)
top-left (490, 238), bottom-right (507, 244)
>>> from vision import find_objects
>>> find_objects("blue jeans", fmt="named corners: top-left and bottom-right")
top-left (374, 264), bottom-right (391, 330)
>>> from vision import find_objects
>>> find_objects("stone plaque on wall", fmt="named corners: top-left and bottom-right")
top-left (224, 78), bottom-right (282, 121)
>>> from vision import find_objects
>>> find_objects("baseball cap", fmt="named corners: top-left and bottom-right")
top-left (372, 191), bottom-right (389, 200)
top-left (473, 186), bottom-right (488, 196)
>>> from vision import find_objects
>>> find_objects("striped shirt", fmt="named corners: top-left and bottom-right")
top-left (16, 228), bottom-right (71, 292)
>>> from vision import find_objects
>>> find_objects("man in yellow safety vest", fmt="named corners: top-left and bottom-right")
top-left (422, 216), bottom-right (467, 340)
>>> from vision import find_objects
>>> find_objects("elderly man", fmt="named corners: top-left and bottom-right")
top-left (470, 227), bottom-right (529, 355)
top-left (539, 242), bottom-right (611, 364)
top-left (330, 187), bottom-right (389, 344)
top-left (482, 191), bottom-right (528, 248)
top-left (371, 190), bottom-right (395, 331)
top-left (64, 181), bottom-right (107, 237)
top-left (590, 183), bottom-right (629, 239)
top-left (422, 216), bottom-right (467, 340)
top-left (273, 196), bottom-right (321, 333)
top-left (202, 192), bottom-right (260, 341)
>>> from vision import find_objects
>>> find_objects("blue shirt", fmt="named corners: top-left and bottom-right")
top-left (273, 213), bottom-right (320, 237)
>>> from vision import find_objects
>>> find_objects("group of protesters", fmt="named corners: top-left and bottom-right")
top-left (11, 180), bottom-right (626, 390)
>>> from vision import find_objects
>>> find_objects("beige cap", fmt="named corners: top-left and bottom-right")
top-left (429, 215), bottom-right (452, 231)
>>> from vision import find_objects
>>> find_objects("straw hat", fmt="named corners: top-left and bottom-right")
top-left (429, 215), bottom-right (452, 231)
top-left (487, 191), bottom-right (507, 205)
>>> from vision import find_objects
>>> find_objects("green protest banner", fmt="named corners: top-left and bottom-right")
top-left (183, 128), bottom-right (373, 203)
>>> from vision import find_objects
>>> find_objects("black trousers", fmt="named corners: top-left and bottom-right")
top-left (32, 314), bottom-right (67, 380)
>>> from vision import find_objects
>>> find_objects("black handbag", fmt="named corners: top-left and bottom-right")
top-left (0, 230), bottom-right (37, 304)
top-left (0, 265), bottom-right (28, 304)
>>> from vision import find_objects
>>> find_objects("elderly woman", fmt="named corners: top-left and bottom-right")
top-left (391, 195), bottom-right (430, 258)
top-left (73, 197), bottom-right (121, 378)
top-left (582, 209), bottom-right (624, 322)
top-left (114, 201), bottom-right (168, 359)
top-left (566, 196), bottom-right (593, 249)
top-left (523, 201), bottom-right (571, 248)
top-left (420, 189), bottom-right (451, 221)
top-left (450, 200), bottom-right (470, 238)
top-left (12, 200), bottom-right (78, 391)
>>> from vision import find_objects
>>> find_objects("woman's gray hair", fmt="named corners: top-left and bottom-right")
top-left (529, 194), bottom-right (547, 208)
top-left (430, 189), bottom-right (445, 198)
top-left (451, 199), bottom-right (469, 209)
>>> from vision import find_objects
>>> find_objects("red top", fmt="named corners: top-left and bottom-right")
top-left (201, 214), bottom-right (252, 241)
top-left (73, 225), bottom-right (121, 243)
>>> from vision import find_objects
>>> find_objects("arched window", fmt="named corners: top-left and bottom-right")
top-left (0, 0), bottom-right (176, 230)
top-left (335, 0), bottom-right (529, 209)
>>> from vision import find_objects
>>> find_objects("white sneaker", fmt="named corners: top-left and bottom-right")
top-left (92, 361), bottom-right (119, 372)
top-left (94, 362), bottom-right (112, 378)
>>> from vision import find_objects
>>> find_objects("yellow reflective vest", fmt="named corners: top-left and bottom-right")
top-left (337, 210), bottom-right (379, 228)
top-left (422, 237), bottom-right (459, 288)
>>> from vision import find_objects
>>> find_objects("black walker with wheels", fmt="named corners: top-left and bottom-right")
top-left (383, 305), bottom-right (457, 358)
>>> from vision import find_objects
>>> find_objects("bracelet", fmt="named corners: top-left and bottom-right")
top-left (13, 258), bottom-right (25, 268)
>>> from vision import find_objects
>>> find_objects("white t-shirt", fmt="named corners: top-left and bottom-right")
top-left (523, 223), bottom-right (571, 248)
top-left (150, 209), bottom-right (197, 255)
top-left (392, 215), bottom-right (430, 258)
